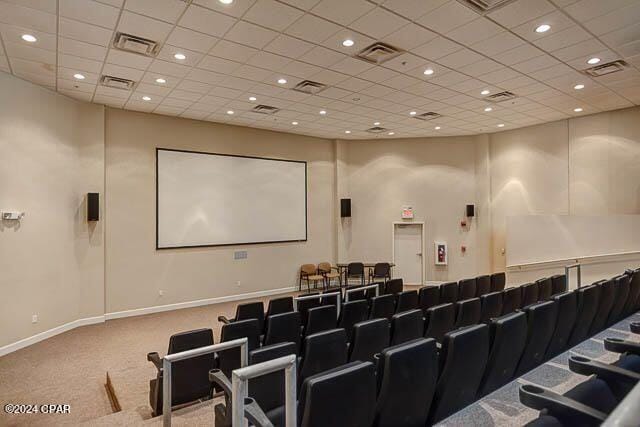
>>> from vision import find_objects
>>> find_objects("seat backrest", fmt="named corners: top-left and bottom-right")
top-left (338, 300), bottom-right (369, 342)
top-left (418, 286), bottom-right (440, 314)
top-left (501, 286), bottom-right (522, 315)
top-left (455, 297), bottom-right (481, 328)
top-left (373, 262), bottom-right (391, 277)
top-left (299, 361), bottom-right (376, 427)
top-left (543, 378), bottom-right (619, 425)
top-left (490, 272), bottom-right (506, 292)
top-left (545, 291), bottom-right (578, 359)
top-left (349, 318), bottom-right (390, 363)
top-left (458, 278), bottom-right (477, 300)
top-left (248, 342), bottom-right (297, 413)
top-left (478, 312), bottom-right (528, 397)
top-left (395, 290), bottom-right (419, 313)
top-left (480, 291), bottom-right (503, 323)
top-left (428, 324), bottom-right (490, 423)
top-left (320, 291), bottom-right (339, 307)
top-left (476, 275), bottom-right (491, 297)
top-left (536, 278), bottom-right (553, 301)
top-left (374, 339), bottom-right (438, 427)
top-left (300, 264), bottom-right (317, 275)
top-left (299, 328), bottom-right (348, 388)
top-left (424, 303), bottom-right (456, 343)
top-left (369, 294), bottom-right (396, 321)
top-left (347, 262), bottom-right (364, 276)
top-left (568, 284), bottom-right (601, 347)
top-left (515, 300), bottom-right (559, 376)
top-left (521, 282), bottom-right (540, 308)
top-left (297, 294), bottom-right (321, 327)
top-left (219, 319), bottom-right (261, 379)
top-left (589, 279), bottom-right (616, 335)
top-left (551, 274), bottom-right (567, 295)
top-left (385, 278), bottom-right (403, 295)
top-left (390, 309), bottom-right (424, 345)
top-left (264, 311), bottom-right (301, 352)
top-left (607, 274), bottom-right (630, 326)
top-left (266, 296), bottom-right (293, 318)
top-left (235, 301), bottom-right (265, 332)
top-left (317, 262), bottom-right (332, 273)
top-left (623, 270), bottom-right (640, 316)
top-left (440, 281), bottom-right (458, 304)
top-left (165, 328), bottom-right (216, 409)
top-left (345, 285), bottom-right (366, 302)
top-left (305, 305), bottom-right (337, 336)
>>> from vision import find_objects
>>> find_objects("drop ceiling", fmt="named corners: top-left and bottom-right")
top-left (1, 0), bottom-right (639, 139)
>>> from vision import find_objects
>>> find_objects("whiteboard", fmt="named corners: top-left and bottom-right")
top-left (506, 215), bottom-right (640, 267)
top-left (156, 149), bottom-right (307, 248)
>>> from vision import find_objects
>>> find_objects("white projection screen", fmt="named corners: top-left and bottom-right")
top-left (156, 148), bottom-right (307, 249)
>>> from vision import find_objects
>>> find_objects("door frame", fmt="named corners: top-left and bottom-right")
top-left (391, 221), bottom-right (426, 286)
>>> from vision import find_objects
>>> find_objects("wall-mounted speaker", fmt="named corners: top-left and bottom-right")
top-left (88, 193), bottom-right (99, 221)
top-left (466, 204), bottom-right (475, 218)
top-left (340, 198), bottom-right (351, 218)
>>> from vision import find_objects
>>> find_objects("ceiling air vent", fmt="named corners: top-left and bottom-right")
top-left (457, 0), bottom-right (518, 13)
top-left (251, 105), bottom-right (280, 115)
top-left (366, 126), bottom-right (389, 134)
top-left (113, 32), bottom-right (160, 57)
top-left (486, 91), bottom-right (517, 103)
top-left (100, 75), bottom-right (136, 90)
top-left (414, 112), bottom-right (442, 121)
top-left (356, 42), bottom-right (403, 65)
top-left (292, 80), bottom-right (328, 95)
top-left (583, 60), bottom-right (628, 77)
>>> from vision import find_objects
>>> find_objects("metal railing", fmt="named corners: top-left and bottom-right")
top-left (231, 354), bottom-right (297, 427)
top-left (344, 283), bottom-right (380, 302)
top-left (294, 291), bottom-right (342, 318)
top-left (565, 263), bottom-right (582, 288)
top-left (162, 338), bottom-right (248, 427)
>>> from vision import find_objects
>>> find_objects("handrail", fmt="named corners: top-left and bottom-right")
top-left (231, 354), bottom-right (297, 427)
top-left (294, 291), bottom-right (342, 318)
top-left (506, 250), bottom-right (640, 270)
top-left (344, 283), bottom-right (380, 302)
top-left (162, 338), bottom-right (248, 427)
top-left (565, 264), bottom-right (582, 288)
top-left (602, 378), bottom-right (640, 426)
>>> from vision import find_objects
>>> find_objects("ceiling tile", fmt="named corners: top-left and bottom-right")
top-left (447, 17), bottom-right (503, 46)
top-left (224, 21), bottom-right (278, 49)
top-left (59, 18), bottom-right (114, 46)
top-left (106, 49), bottom-right (152, 70)
top-left (179, 5), bottom-right (236, 37)
top-left (264, 34), bottom-right (314, 59)
top-left (413, 36), bottom-right (463, 60)
top-left (285, 14), bottom-right (341, 44)
top-left (0, 1), bottom-right (57, 33)
top-left (311, 0), bottom-right (374, 26)
top-left (125, 0), bottom-right (187, 24)
top-left (487, 0), bottom-right (555, 28)
top-left (60, 0), bottom-right (120, 28)
top-left (350, 7), bottom-right (409, 40)
top-left (166, 27), bottom-right (218, 53)
top-left (243, 0), bottom-right (304, 31)
top-left (298, 46), bottom-right (344, 67)
top-left (58, 37), bottom-right (108, 61)
top-left (118, 11), bottom-right (174, 42)
top-left (193, 0), bottom-right (256, 18)
top-left (59, 52), bottom-right (103, 72)
top-left (416, 0), bottom-right (479, 34)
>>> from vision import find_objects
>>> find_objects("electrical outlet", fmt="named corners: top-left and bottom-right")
top-left (159, 290), bottom-right (164, 296)
top-left (32, 314), bottom-right (38, 323)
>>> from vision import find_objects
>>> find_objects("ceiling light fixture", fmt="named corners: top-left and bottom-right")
top-left (142, 96), bottom-right (151, 101)
top-left (249, 96), bottom-right (257, 101)
top-left (409, 111), bottom-right (417, 116)
top-left (342, 39), bottom-right (354, 47)
top-left (423, 68), bottom-right (434, 76)
top-left (574, 107), bottom-right (583, 112)
top-left (277, 78), bottom-right (287, 84)
top-left (587, 57), bottom-right (600, 65)
top-left (319, 110), bottom-right (327, 115)
top-left (374, 121), bottom-right (380, 126)
top-left (435, 126), bottom-right (441, 130)
top-left (484, 107), bottom-right (492, 112)
top-left (388, 132), bottom-right (395, 135)
top-left (535, 24), bottom-right (551, 33)
top-left (174, 53), bottom-right (186, 60)
top-left (21, 34), bottom-right (37, 42)
top-left (345, 130), bottom-right (351, 134)
top-left (73, 73), bottom-right (85, 80)
top-left (574, 84), bottom-right (584, 90)
top-left (497, 123), bottom-right (505, 128)
top-left (155, 77), bottom-right (166, 84)
top-left (219, 0), bottom-right (233, 4)
top-left (481, 89), bottom-right (490, 95)
top-left (227, 110), bottom-right (234, 115)
top-left (292, 121), bottom-right (298, 125)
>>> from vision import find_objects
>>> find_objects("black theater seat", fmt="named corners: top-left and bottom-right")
top-left (490, 272), bottom-right (506, 292)
top-left (478, 311), bottom-right (528, 396)
top-left (476, 275), bottom-right (491, 297)
top-left (218, 319), bottom-right (261, 379)
top-left (418, 286), bottom-right (440, 314)
top-left (589, 279), bottom-right (615, 335)
top-left (606, 275), bottom-right (630, 326)
top-left (516, 300), bottom-right (559, 376)
top-left (304, 305), bottom-right (337, 336)
top-left (428, 324), bottom-right (490, 423)
top-left (545, 291), bottom-right (578, 359)
top-left (623, 269), bottom-right (640, 316)
top-left (297, 295), bottom-right (321, 329)
top-left (217, 301), bottom-right (265, 333)
top-left (390, 309), bottom-right (424, 345)
top-left (536, 277), bottom-right (553, 301)
top-left (568, 284), bottom-right (600, 347)
top-left (265, 297), bottom-right (294, 319)
top-left (521, 282), bottom-right (540, 308)
top-left (440, 281), bottom-right (459, 304)
top-left (385, 278), bottom-right (403, 295)
top-left (337, 300), bottom-right (368, 342)
top-left (458, 278), bottom-right (477, 300)
top-left (373, 339), bottom-right (438, 427)
top-left (147, 328), bottom-right (217, 416)
top-left (395, 290), bottom-right (419, 313)
top-left (298, 328), bottom-right (347, 389)
top-left (264, 311), bottom-right (301, 352)
top-left (501, 286), bottom-right (522, 315)
top-left (551, 274), bottom-right (567, 296)
top-left (480, 291), bottom-right (503, 323)
top-left (369, 294), bottom-right (396, 321)
top-left (349, 318), bottom-right (390, 363)
top-left (424, 303), bottom-right (456, 343)
top-left (455, 297), bottom-right (481, 328)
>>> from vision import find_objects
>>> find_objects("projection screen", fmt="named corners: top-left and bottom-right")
top-left (156, 148), bottom-right (307, 249)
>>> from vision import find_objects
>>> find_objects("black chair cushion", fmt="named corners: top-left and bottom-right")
top-left (516, 300), bottom-right (559, 376)
top-left (568, 284), bottom-right (601, 347)
top-left (349, 318), bottom-right (390, 363)
top-left (491, 272), bottom-right (506, 292)
top-left (480, 292), bottom-right (503, 323)
top-left (305, 305), bottom-right (337, 336)
top-left (264, 311), bottom-right (301, 352)
top-left (385, 278), bottom-right (403, 295)
top-left (536, 278), bottom-right (553, 301)
top-left (455, 298), bottom-right (481, 328)
top-left (521, 282), bottom-right (540, 308)
top-left (248, 342), bottom-right (297, 413)
top-left (589, 280), bottom-right (616, 335)
top-left (390, 309), bottom-right (424, 345)
top-left (545, 291), bottom-right (578, 359)
top-left (476, 275), bottom-right (491, 297)
top-left (338, 300), bottom-right (369, 342)
top-left (551, 275), bottom-right (567, 296)
top-left (299, 328), bottom-right (348, 388)
top-left (424, 303), bottom-right (456, 343)
top-left (235, 301), bottom-right (266, 332)
top-left (606, 275), bottom-right (630, 326)
top-left (501, 286), bottom-right (522, 315)
top-left (219, 319), bottom-right (261, 379)
top-left (370, 294), bottom-right (396, 321)
top-left (395, 290), bottom-right (419, 313)
top-left (458, 278), bottom-right (477, 300)
top-left (266, 297), bottom-right (294, 318)
top-left (297, 295), bottom-right (321, 328)
top-left (440, 282), bottom-right (458, 304)
top-left (418, 286), bottom-right (440, 314)
top-left (623, 270), bottom-right (640, 316)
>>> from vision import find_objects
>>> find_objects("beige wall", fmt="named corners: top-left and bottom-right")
top-left (104, 108), bottom-right (335, 313)
top-left (0, 73), bottom-right (104, 348)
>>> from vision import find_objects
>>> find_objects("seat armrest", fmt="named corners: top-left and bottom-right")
top-left (217, 315), bottom-right (232, 324)
top-left (209, 369), bottom-right (232, 396)
top-left (519, 384), bottom-right (607, 424)
top-left (604, 338), bottom-right (640, 356)
top-left (569, 355), bottom-right (640, 385)
top-left (630, 322), bottom-right (640, 335)
top-left (147, 352), bottom-right (163, 371)
top-left (243, 397), bottom-right (275, 427)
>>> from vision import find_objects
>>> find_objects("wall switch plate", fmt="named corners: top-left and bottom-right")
top-left (234, 251), bottom-right (248, 260)
top-left (236, 281), bottom-right (241, 287)
top-left (159, 290), bottom-right (164, 296)
top-left (32, 315), bottom-right (38, 323)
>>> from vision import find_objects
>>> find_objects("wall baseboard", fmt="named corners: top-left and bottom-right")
top-left (105, 286), bottom-right (297, 320)
top-left (0, 315), bottom-right (105, 357)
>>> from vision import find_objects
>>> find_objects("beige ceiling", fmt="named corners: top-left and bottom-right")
top-left (1, 0), bottom-right (639, 139)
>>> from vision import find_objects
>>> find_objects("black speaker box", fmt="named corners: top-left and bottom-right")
top-left (466, 204), bottom-right (475, 217)
top-left (88, 193), bottom-right (99, 221)
top-left (340, 198), bottom-right (351, 218)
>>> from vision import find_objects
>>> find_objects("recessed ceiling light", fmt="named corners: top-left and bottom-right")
top-left (481, 89), bottom-right (490, 95)
top-left (155, 77), bottom-right (166, 84)
top-left (409, 111), bottom-right (417, 116)
top-left (142, 96), bottom-right (151, 101)
top-left (497, 123), bottom-right (505, 128)
top-left (535, 24), bottom-right (551, 33)
top-left (435, 126), bottom-right (441, 130)
top-left (587, 57), bottom-right (600, 65)
top-left (574, 84), bottom-right (585, 90)
top-left (574, 107), bottom-right (583, 112)
top-left (227, 110), bottom-right (234, 115)
top-left (292, 121), bottom-right (298, 125)
top-left (249, 96), bottom-right (257, 101)
top-left (174, 53), bottom-right (186, 60)
top-left (388, 132), bottom-right (395, 136)
top-left (373, 121), bottom-right (380, 126)
top-left (423, 68), bottom-right (434, 76)
top-left (319, 110), bottom-right (327, 115)
top-left (73, 73), bottom-right (85, 80)
top-left (21, 34), bottom-right (37, 43)
top-left (277, 78), bottom-right (287, 84)
top-left (484, 107), bottom-right (492, 112)
top-left (342, 39), bottom-right (354, 47)
top-left (345, 130), bottom-right (351, 134)
top-left (219, 0), bottom-right (233, 4)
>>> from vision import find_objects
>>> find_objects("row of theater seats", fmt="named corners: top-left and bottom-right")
top-left (521, 321), bottom-right (640, 426)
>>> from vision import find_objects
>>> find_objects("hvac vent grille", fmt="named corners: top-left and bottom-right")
top-left (355, 42), bottom-right (404, 65)
top-left (414, 112), bottom-right (442, 121)
top-left (251, 105), bottom-right (280, 115)
top-left (100, 75), bottom-right (136, 90)
top-left (486, 91), bottom-right (517, 103)
top-left (583, 60), bottom-right (628, 77)
top-left (457, 0), bottom-right (518, 13)
top-left (113, 32), bottom-right (160, 57)
top-left (292, 80), bottom-right (328, 95)
top-left (366, 126), bottom-right (389, 134)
